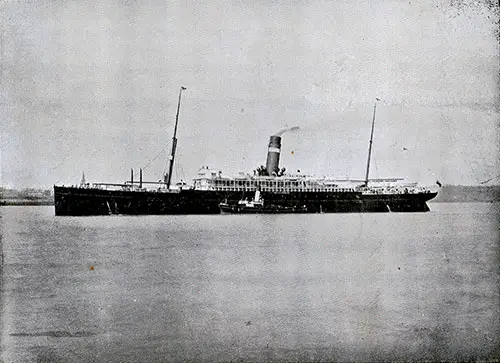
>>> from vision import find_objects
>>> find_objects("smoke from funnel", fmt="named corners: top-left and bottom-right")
top-left (273, 126), bottom-right (300, 137)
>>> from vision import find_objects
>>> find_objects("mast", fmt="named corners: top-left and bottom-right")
top-left (166, 86), bottom-right (187, 189)
top-left (364, 98), bottom-right (379, 186)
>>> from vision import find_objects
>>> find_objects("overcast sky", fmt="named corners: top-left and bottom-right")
top-left (1, 0), bottom-right (498, 188)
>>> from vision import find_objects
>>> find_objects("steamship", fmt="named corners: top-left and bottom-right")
top-left (53, 88), bottom-right (438, 216)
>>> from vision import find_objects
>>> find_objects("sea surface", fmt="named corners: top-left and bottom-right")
top-left (1, 203), bottom-right (499, 362)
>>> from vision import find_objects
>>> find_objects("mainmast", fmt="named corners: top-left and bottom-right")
top-left (364, 98), bottom-right (379, 187)
top-left (166, 86), bottom-right (187, 189)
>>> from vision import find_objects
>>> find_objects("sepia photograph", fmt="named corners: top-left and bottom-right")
top-left (1, 0), bottom-right (499, 361)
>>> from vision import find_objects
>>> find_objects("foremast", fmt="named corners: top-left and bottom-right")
top-left (364, 98), bottom-right (379, 187)
top-left (166, 86), bottom-right (187, 189)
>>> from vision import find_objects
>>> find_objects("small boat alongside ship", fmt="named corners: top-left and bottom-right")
top-left (219, 190), bottom-right (309, 214)
top-left (53, 88), bottom-right (438, 215)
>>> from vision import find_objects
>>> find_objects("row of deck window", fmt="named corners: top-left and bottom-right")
top-left (193, 178), bottom-right (355, 192)
top-left (211, 179), bottom-right (345, 188)
top-left (212, 186), bottom-right (353, 192)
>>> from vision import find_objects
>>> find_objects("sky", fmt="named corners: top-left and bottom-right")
top-left (1, 0), bottom-right (499, 188)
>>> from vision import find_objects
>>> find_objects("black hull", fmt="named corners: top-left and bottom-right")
top-left (54, 186), bottom-right (437, 216)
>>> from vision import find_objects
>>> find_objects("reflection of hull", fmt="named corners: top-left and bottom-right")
top-left (219, 202), bottom-right (308, 214)
top-left (54, 186), bottom-right (437, 215)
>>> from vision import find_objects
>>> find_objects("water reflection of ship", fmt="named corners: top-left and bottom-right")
top-left (53, 90), bottom-right (438, 216)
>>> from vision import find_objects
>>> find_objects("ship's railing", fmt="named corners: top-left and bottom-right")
top-left (360, 186), bottom-right (432, 195)
top-left (64, 183), bottom-right (183, 193)
top-left (209, 185), bottom-right (356, 193)
top-left (193, 174), bottom-right (370, 193)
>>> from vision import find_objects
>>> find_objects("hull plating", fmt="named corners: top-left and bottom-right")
top-left (54, 186), bottom-right (437, 216)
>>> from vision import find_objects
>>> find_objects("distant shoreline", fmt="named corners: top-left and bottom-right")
top-left (430, 200), bottom-right (499, 203)
top-left (432, 185), bottom-right (499, 203)
top-left (1, 199), bottom-right (54, 206)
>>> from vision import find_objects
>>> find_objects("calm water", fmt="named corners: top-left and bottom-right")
top-left (1, 203), bottom-right (499, 362)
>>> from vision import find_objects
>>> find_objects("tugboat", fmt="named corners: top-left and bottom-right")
top-left (219, 190), bottom-right (308, 214)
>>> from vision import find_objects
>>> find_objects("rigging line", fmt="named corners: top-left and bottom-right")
top-left (175, 162), bottom-right (179, 180)
top-left (479, 173), bottom-right (500, 184)
top-left (179, 164), bottom-right (185, 180)
top-left (49, 137), bottom-right (104, 172)
top-left (174, 163), bottom-right (186, 182)
top-left (373, 153), bottom-right (379, 179)
top-left (163, 155), bottom-right (170, 178)
top-left (49, 155), bottom-right (71, 172)
top-left (141, 142), bottom-right (171, 171)
top-left (174, 163), bottom-right (180, 182)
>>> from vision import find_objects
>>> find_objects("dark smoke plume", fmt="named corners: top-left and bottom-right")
top-left (273, 126), bottom-right (300, 136)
